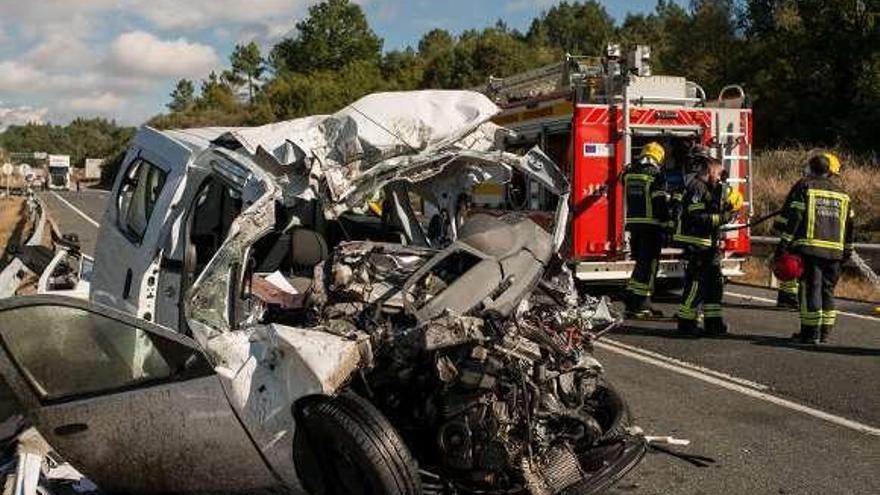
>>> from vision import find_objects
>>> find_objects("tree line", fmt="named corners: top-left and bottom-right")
top-left (1, 0), bottom-right (876, 171)
top-left (155, 0), bottom-right (878, 153)
top-left (0, 118), bottom-right (135, 171)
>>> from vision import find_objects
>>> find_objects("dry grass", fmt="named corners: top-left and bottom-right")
top-left (751, 148), bottom-right (880, 242)
top-left (0, 198), bottom-right (26, 255)
top-left (733, 256), bottom-right (880, 303)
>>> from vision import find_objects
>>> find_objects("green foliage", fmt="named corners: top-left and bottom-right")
top-left (2, 0), bottom-right (874, 178)
top-left (382, 48), bottom-right (424, 90)
top-left (260, 59), bottom-right (388, 119)
top-left (230, 42), bottom-right (266, 102)
top-left (659, 0), bottom-right (744, 95)
top-left (143, 0), bottom-right (878, 153)
top-left (167, 79), bottom-right (196, 112)
top-left (740, 0), bottom-right (878, 150)
top-left (421, 26), bottom-right (559, 89)
top-left (527, 1), bottom-right (616, 55)
top-left (0, 119), bottom-right (135, 175)
top-left (270, 0), bottom-right (382, 73)
top-left (617, 1), bottom-right (691, 74)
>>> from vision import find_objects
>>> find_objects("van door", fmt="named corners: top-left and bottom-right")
top-left (0, 295), bottom-right (277, 493)
top-left (91, 127), bottom-right (190, 321)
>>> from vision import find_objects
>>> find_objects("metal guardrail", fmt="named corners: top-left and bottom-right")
top-left (750, 236), bottom-right (880, 288)
top-left (751, 236), bottom-right (880, 253)
top-left (0, 194), bottom-right (46, 297)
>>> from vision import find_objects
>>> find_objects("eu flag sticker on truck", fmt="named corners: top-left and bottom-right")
top-left (583, 143), bottom-right (614, 157)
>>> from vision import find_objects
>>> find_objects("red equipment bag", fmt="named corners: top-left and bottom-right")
top-left (773, 252), bottom-right (803, 281)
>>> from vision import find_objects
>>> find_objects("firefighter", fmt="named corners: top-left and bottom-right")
top-left (773, 152), bottom-right (854, 344)
top-left (623, 141), bottom-right (670, 318)
top-left (674, 155), bottom-right (740, 336)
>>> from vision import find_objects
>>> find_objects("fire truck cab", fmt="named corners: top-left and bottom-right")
top-left (477, 44), bottom-right (752, 283)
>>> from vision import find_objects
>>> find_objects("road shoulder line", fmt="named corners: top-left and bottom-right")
top-left (595, 339), bottom-right (880, 437)
top-left (49, 192), bottom-right (100, 228)
top-left (602, 337), bottom-right (770, 391)
top-left (725, 290), bottom-right (879, 322)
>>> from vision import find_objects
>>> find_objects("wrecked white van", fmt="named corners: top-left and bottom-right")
top-left (0, 91), bottom-right (645, 494)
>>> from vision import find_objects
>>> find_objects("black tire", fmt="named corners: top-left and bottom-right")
top-left (293, 394), bottom-right (422, 495)
top-left (593, 382), bottom-right (631, 444)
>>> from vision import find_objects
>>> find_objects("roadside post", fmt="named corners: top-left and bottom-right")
top-left (17, 164), bottom-right (30, 197)
top-left (2, 163), bottom-right (13, 197)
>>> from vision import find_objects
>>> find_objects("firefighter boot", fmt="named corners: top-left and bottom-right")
top-left (704, 318), bottom-right (729, 336)
top-left (643, 302), bottom-right (665, 317)
top-left (625, 293), bottom-right (652, 319)
top-left (819, 325), bottom-right (833, 343)
top-left (776, 291), bottom-right (798, 310)
top-left (792, 326), bottom-right (819, 345)
top-left (676, 318), bottom-right (701, 338)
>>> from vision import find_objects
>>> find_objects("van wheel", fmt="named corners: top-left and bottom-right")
top-left (293, 394), bottom-right (422, 495)
top-left (593, 382), bottom-right (631, 444)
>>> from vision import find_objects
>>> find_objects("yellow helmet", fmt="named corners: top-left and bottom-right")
top-left (823, 152), bottom-right (842, 175)
top-left (727, 189), bottom-right (744, 211)
top-left (639, 142), bottom-right (665, 165)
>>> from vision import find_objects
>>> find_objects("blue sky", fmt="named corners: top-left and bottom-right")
top-left (0, 0), bottom-right (684, 130)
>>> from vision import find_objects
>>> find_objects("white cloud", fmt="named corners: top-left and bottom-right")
top-left (0, 0), bottom-right (378, 126)
top-left (0, 1), bottom-right (116, 25)
top-left (25, 33), bottom-right (97, 70)
top-left (63, 93), bottom-right (125, 113)
top-left (0, 61), bottom-right (44, 93)
top-left (132, 0), bottom-right (314, 30)
top-left (108, 31), bottom-right (220, 79)
top-left (0, 103), bottom-right (48, 132)
top-left (505, 0), bottom-right (558, 13)
top-left (236, 19), bottom-right (296, 50)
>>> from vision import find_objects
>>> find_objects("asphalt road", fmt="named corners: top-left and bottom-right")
top-left (32, 190), bottom-right (880, 494)
top-left (37, 189), bottom-right (108, 256)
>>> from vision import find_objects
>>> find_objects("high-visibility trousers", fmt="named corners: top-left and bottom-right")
top-left (626, 229), bottom-right (663, 309)
top-left (779, 279), bottom-right (799, 295)
top-left (678, 249), bottom-right (724, 330)
top-left (798, 256), bottom-right (841, 336)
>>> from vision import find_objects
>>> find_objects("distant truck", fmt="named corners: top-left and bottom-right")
top-left (47, 155), bottom-right (71, 190)
top-left (84, 158), bottom-right (103, 181)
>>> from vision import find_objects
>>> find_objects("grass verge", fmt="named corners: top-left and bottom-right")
top-left (752, 148), bottom-right (880, 242)
top-left (732, 256), bottom-right (880, 303)
top-left (0, 198), bottom-right (27, 258)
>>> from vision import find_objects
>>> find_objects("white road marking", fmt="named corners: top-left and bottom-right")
top-left (602, 338), bottom-right (770, 391)
top-left (725, 290), bottom-right (880, 322)
top-left (595, 339), bottom-right (880, 436)
top-left (49, 192), bottom-right (100, 228)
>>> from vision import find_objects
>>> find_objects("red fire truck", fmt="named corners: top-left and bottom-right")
top-left (476, 44), bottom-right (753, 283)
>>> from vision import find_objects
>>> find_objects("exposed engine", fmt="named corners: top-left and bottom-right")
top-left (312, 224), bottom-right (642, 494)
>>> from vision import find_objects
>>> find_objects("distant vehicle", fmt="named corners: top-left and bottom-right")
top-left (475, 44), bottom-right (753, 283)
top-left (84, 158), bottom-right (103, 181)
top-left (47, 154), bottom-right (71, 190)
top-left (0, 91), bottom-right (644, 495)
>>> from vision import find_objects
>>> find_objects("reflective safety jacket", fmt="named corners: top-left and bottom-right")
top-left (623, 161), bottom-right (670, 232)
top-left (773, 175), bottom-right (854, 260)
top-left (673, 178), bottom-right (725, 251)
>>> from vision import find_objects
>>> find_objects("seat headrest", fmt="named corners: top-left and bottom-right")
top-left (289, 228), bottom-right (328, 268)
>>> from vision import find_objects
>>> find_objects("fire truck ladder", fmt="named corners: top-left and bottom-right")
top-left (717, 86), bottom-right (753, 231)
top-left (479, 55), bottom-right (604, 103)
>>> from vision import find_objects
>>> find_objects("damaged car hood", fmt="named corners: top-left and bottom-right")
top-left (187, 90), bottom-right (571, 336)
top-left (212, 90), bottom-right (567, 221)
